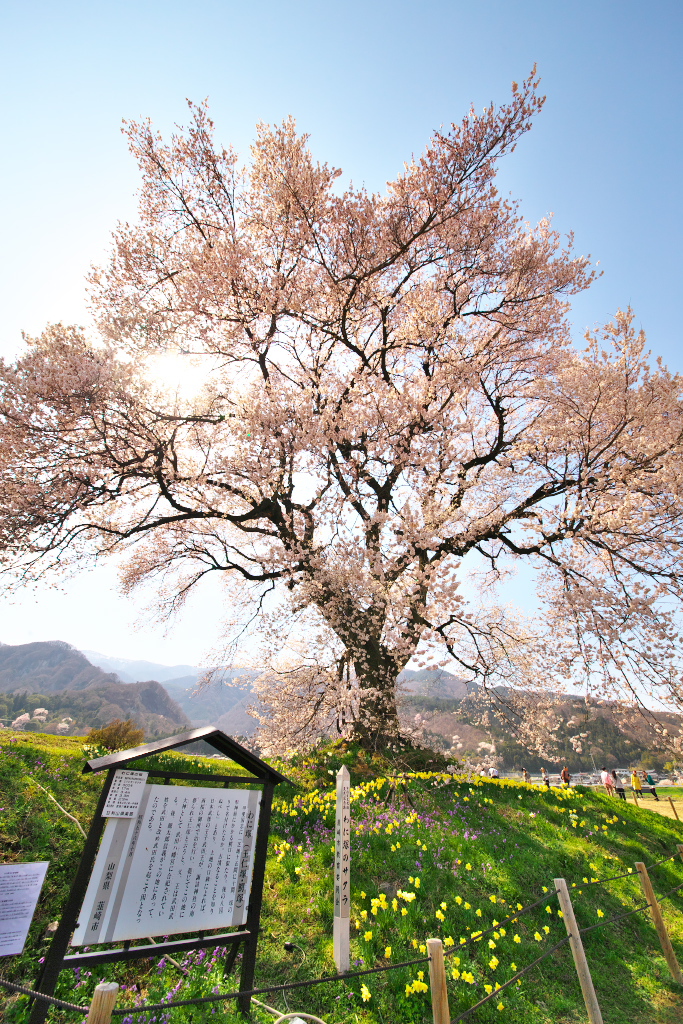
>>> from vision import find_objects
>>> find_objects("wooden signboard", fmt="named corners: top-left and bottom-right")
top-left (28, 727), bottom-right (290, 1024)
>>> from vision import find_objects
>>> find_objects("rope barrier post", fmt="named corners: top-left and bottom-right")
top-left (671, 799), bottom-right (681, 821)
top-left (426, 938), bottom-right (450, 1024)
top-left (634, 862), bottom-right (683, 984)
top-left (677, 844), bottom-right (683, 861)
top-left (86, 983), bottom-right (119, 1024)
top-left (554, 878), bottom-right (603, 1024)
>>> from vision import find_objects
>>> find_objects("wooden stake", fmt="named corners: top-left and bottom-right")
top-left (333, 765), bottom-right (350, 973)
top-left (669, 797), bottom-right (680, 821)
top-left (554, 878), bottom-right (603, 1024)
top-left (677, 843), bottom-right (683, 861)
top-left (86, 983), bottom-right (119, 1024)
top-left (426, 938), bottom-right (450, 1024)
top-left (635, 861), bottom-right (683, 984)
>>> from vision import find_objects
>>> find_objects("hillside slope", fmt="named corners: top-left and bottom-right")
top-left (2, 734), bottom-right (683, 1023)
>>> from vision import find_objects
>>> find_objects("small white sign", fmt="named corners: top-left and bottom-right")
top-left (0, 861), bottom-right (49, 956)
top-left (102, 770), bottom-right (149, 818)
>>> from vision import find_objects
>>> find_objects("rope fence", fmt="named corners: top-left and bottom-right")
top-left (3, 844), bottom-right (683, 1024)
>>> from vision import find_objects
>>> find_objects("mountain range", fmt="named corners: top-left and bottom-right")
top-left (2, 640), bottom-right (673, 772)
top-left (0, 641), bottom-right (474, 740)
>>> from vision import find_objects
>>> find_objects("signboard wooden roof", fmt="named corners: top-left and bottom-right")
top-left (82, 725), bottom-right (291, 785)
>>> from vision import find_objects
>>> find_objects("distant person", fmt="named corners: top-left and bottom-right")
top-left (541, 767), bottom-right (550, 788)
top-left (612, 770), bottom-right (626, 801)
top-left (643, 771), bottom-right (660, 801)
top-left (631, 769), bottom-right (643, 797)
top-left (488, 766), bottom-right (499, 779)
top-left (561, 765), bottom-right (571, 787)
top-left (600, 766), bottom-right (615, 797)
top-left (612, 770), bottom-right (626, 800)
top-left (522, 768), bottom-right (531, 784)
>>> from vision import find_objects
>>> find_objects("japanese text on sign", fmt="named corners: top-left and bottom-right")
top-left (72, 785), bottom-right (261, 944)
top-left (102, 770), bottom-right (149, 818)
top-left (334, 769), bottom-right (350, 919)
top-left (0, 861), bottom-right (49, 956)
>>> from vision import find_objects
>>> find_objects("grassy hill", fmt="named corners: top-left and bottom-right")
top-left (3, 733), bottom-right (683, 1023)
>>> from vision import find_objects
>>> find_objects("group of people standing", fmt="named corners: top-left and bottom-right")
top-left (599, 767), bottom-right (659, 801)
top-left (509, 765), bottom-right (660, 799)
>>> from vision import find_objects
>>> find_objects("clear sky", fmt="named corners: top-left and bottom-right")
top-left (0, 0), bottom-right (681, 665)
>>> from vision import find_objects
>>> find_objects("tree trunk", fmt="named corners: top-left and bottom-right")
top-left (349, 645), bottom-right (403, 749)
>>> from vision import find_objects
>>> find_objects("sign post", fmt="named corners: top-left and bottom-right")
top-left (333, 765), bottom-right (350, 973)
top-left (28, 727), bottom-right (290, 1024)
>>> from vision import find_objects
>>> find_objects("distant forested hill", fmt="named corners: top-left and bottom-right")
top-left (0, 641), bottom-right (190, 737)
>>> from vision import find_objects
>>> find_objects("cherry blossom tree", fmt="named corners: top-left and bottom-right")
top-left (2, 70), bottom-right (683, 750)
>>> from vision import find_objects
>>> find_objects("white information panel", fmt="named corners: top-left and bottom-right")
top-left (72, 785), bottom-right (261, 945)
top-left (0, 861), bottom-right (49, 956)
top-left (102, 770), bottom-right (148, 818)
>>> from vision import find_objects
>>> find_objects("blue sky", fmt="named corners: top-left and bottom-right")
top-left (0, 0), bottom-right (681, 665)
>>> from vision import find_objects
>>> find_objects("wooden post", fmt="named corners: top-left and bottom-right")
top-left (427, 938), bottom-right (450, 1024)
top-left (554, 878), bottom-right (603, 1024)
top-left (670, 797), bottom-right (680, 821)
top-left (677, 843), bottom-right (683, 861)
top-left (634, 862), bottom-right (683, 984)
top-left (86, 983), bottom-right (119, 1024)
top-left (333, 766), bottom-right (350, 973)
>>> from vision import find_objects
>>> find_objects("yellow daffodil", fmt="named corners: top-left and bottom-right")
top-left (360, 984), bottom-right (371, 1002)
top-left (363, 930), bottom-right (373, 941)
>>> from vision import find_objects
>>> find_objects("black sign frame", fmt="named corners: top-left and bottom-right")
top-left (28, 726), bottom-right (290, 1023)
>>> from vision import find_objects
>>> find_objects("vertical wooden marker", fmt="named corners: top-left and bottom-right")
top-left (554, 878), bottom-right (603, 1024)
top-left (669, 797), bottom-right (680, 821)
top-left (86, 983), bottom-right (119, 1024)
top-left (427, 938), bottom-right (450, 1024)
top-left (333, 765), bottom-right (351, 973)
top-left (634, 861), bottom-right (683, 984)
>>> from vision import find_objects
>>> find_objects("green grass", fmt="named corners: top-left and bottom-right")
top-left (3, 733), bottom-right (683, 1023)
